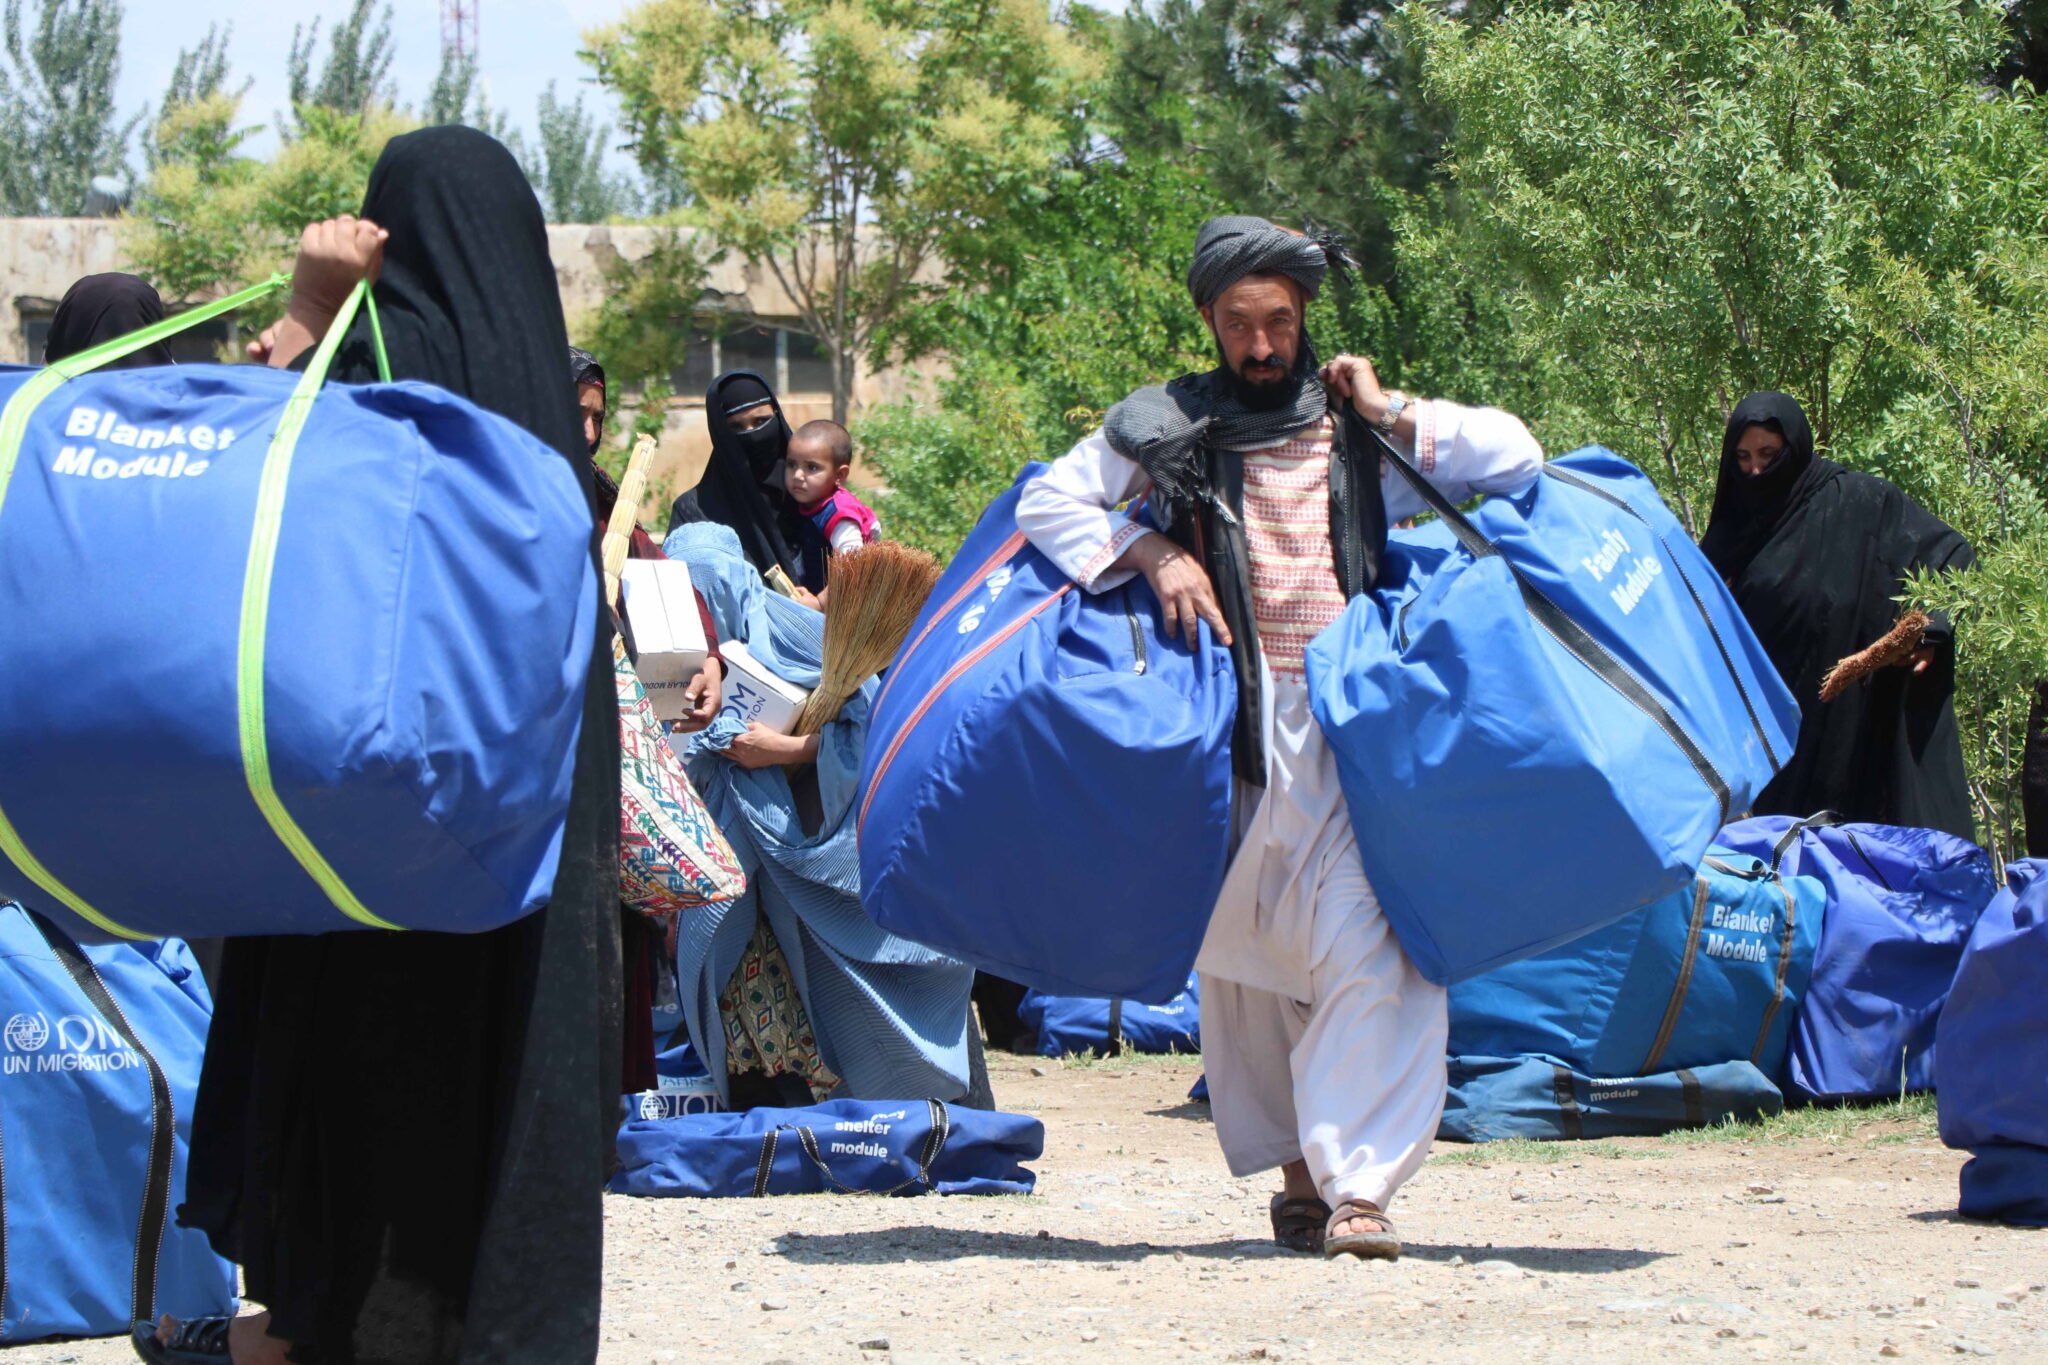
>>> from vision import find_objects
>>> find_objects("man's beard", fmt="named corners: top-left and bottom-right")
top-left (1220, 351), bottom-right (1302, 411)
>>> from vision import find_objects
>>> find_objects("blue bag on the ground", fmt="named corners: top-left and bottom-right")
top-left (1718, 814), bottom-right (1995, 1101)
top-left (1450, 850), bottom-right (1822, 1081)
top-left (1, 903), bottom-right (236, 1341)
top-left (1441, 1055), bottom-right (1784, 1142)
top-left (1936, 859), bottom-right (2048, 1225)
top-left (0, 283), bottom-right (596, 944)
top-left (628, 1030), bottom-right (728, 1121)
top-left (1306, 445), bottom-right (1799, 985)
top-left (1019, 973), bottom-right (1201, 1057)
top-left (609, 1099), bottom-right (1042, 1197)
top-left (857, 466), bottom-right (1235, 1003)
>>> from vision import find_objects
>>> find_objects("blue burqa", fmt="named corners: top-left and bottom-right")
top-left (661, 522), bottom-right (972, 1102)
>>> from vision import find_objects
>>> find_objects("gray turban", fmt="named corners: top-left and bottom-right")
top-left (1185, 215), bottom-right (1329, 308)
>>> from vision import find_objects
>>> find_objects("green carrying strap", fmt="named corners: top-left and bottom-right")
top-left (0, 276), bottom-right (400, 939)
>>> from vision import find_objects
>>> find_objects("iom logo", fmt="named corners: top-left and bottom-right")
top-left (2, 1011), bottom-right (140, 1076)
top-left (5, 1012), bottom-right (50, 1052)
top-left (956, 565), bottom-right (1017, 636)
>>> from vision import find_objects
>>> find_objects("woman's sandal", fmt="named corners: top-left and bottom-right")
top-left (1269, 1192), bottom-right (1332, 1254)
top-left (132, 1315), bottom-right (231, 1364)
top-left (1324, 1198), bottom-right (1401, 1261)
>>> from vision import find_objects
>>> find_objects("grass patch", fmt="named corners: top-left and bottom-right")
top-left (1430, 1139), bottom-right (1663, 1166)
top-left (1657, 1092), bottom-right (1938, 1148)
top-left (1046, 1049), bottom-right (1205, 1072)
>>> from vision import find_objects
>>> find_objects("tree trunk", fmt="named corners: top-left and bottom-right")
top-left (830, 339), bottom-right (856, 425)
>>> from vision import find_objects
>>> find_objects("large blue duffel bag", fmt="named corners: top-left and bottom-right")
top-left (1306, 444), bottom-right (1800, 985)
top-left (1, 903), bottom-right (237, 1341)
top-left (1442, 1055), bottom-right (1784, 1142)
top-left (1019, 972), bottom-right (1201, 1058)
top-left (1450, 850), bottom-right (1823, 1081)
top-left (857, 466), bottom-right (1235, 1004)
top-left (609, 1099), bottom-right (1043, 1197)
top-left (1936, 859), bottom-right (2048, 1225)
top-left (0, 279), bottom-right (596, 943)
top-left (1717, 813), bottom-right (1995, 1101)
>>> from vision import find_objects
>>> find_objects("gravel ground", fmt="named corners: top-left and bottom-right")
top-left (10, 1052), bottom-right (2043, 1364)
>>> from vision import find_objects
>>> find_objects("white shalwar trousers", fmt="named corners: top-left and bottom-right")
top-left (1195, 675), bottom-right (1448, 1212)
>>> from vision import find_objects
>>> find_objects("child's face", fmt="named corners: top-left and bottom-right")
top-left (785, 440), bottom-right (846, 505)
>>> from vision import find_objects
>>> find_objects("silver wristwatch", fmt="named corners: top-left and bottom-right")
top-left (1376, 391), bottom-right (1409, 436)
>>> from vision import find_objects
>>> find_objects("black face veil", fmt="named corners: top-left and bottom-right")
top-left (46, 272), bottom-right (174, 368)
top-left (664, 369), bottom-right (806, 580)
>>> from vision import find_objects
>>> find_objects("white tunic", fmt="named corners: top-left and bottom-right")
top-left (1016, 400), bottom-right (1543, 999)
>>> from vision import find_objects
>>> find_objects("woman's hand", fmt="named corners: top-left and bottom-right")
top-left (1902, 646), bottom-right (1937, 676)
top-left (1114, 532), bottom-right (1232, 650)
top-left (723, 722), bottom-right (820, 770)
top-left (669, 658), bottom-right (724, 734)
top-left (250, 215), bottom-right (389, 369)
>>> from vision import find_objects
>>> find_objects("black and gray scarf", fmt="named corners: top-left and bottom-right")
top-left (1103, 215), bottom-right (1342, 511)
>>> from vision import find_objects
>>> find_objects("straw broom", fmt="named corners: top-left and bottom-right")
top-left (793, 541), bottom-right (942, 736)
top-left (1818, 609), bottom-right (1930, 702)
top-left (601, 433), bottom-right (659, 611)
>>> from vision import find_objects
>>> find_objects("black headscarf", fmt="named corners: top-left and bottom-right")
top-left (45, 272), bottom-right (174, 368)
top-left (1700, 391), bottom-right (1826, 581)
top-left (568, 345), bottom-right (618, 512)
top-left (1698, 391), bottom-right (1976, 838)
top-left (665, 369), bottom-right (806, 582)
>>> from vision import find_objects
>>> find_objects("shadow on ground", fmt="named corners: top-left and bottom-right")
top-left (771, 1226), bottom-right (1668, 1273)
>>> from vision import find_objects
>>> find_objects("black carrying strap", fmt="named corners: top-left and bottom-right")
top-left (751, 1100), bottom-right (952, 1198)
top-left (26, 912), bottom-right (174, 1327)
top-left (1677, 1068), bottom-right (1705, 1128)
top-left (1749, 879), bottom-right (1801, 1067)
top-left (1106, 999), bottom-right (1126, 1057)
top-left (1550, 1065), bottom-right (1585, 1141)
top-left (1366, 427), bottom-right (1733, 825)
top-left (1766, 810), bottom-right (1843, 874)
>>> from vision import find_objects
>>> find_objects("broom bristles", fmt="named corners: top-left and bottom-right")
top-left (1818, 609), bottom-right (1930, 703)
top-left (793, 541), bottom-right (942, 736)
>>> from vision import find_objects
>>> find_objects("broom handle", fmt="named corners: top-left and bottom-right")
top-left (602, 433), bottom-right (659, 610)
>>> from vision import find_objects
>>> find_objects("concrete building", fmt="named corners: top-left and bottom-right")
top-left (1, 218), bottom-right (915, 514)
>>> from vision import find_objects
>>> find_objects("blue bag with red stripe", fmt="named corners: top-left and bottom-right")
top-left (856, 467), bottom-right (1235, 1004)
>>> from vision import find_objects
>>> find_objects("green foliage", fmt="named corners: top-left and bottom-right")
top-left (0, 0), bottom-right (138, 214)
top-left (285, 0), bottom-right (395, 128)
top-left (524, 81), bottom-right (639, 223)
top-left (589, 0), bottom-right (1100, 421)
top-left (577, 228), bottom-right (720, 473)
top-left (424, 43), bottom-right (481, 128)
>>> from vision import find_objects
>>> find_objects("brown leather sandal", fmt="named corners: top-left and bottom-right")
top-left (1324, 1198), bottom-right (1401, 1260)
top-left (1268, 1192), bottom-right (1331, 1254)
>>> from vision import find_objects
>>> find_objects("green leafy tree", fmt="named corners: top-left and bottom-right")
top-left (525, 81), bottom-right (638, 223)
top-left (576, 228), bottom-right (720, 486)
top-left (285, 0), bottom-right (395, 129)
top-left (0, 0), bottom-right (139, 214)
top-left (1407, 0), bottom-right (2048, 852)
top-left (588, 0), bottom-right (1100, 423)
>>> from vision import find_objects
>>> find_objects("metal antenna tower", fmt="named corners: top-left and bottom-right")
top-left (441, 0), bottom-right (480, 59)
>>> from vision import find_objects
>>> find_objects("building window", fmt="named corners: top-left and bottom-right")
top-left (783, 329), bottom-right (832, 397)
top-left (667, 319), bottom-right (833, 401)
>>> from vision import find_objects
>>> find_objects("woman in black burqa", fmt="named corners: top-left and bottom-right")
top-left (148, 127), bottom-right (621, 1365)
top-left (44, 272), bottom-right (177, 367)
top-left (665, 370), bottom-right (812, 587)
top-left (1701, 391), bottom-right (1975, 839)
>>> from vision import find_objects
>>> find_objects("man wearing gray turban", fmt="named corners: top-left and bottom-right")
top-left (1017, 215), bottom-right (1545, 1259)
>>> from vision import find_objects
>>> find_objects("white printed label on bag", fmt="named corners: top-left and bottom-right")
top-left (48, 405), bottom-right (237, 481)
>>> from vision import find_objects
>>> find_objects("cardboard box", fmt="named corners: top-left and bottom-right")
top-left (716, 640), bottom-right (810, 735)
top-left (619, 559), bottom-right (711, 721)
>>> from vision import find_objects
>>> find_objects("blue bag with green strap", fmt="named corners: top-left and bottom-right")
top-left (0, 278), bottom-right (596, 943)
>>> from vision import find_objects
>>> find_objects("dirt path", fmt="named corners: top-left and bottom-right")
top-left (13, 1053), bottom-right (2044, 1364)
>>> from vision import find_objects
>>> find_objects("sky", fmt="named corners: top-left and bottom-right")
top-left (113, 0), bottom-right (639, 165)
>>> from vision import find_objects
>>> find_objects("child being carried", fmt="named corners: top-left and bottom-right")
top-left (784, 419), bottom-right (879, 607)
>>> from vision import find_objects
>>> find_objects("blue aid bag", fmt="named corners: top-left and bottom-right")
top-left (1441, 1055), bottom-right (1783, 1142)
top-left (0, 279), bottom-right (596, 943)
top-left (1449, 851), bottom-right (1822, 1081)
top-left (609, 1099), bottom-right (1043, 1197)
top-left (1718, 814), bottom-right (1995, 1101)
top-left (1, 903), bottom-right (237, 1341)
top-left (1306, 443), bottom-right (1799, 985)
top-left (1019, 972), bottom-right (1202, 1058)
top-left (857, 467), bottom-right (1235, 1004)
top-left (1936, 860), bottom-right (2048, 1226)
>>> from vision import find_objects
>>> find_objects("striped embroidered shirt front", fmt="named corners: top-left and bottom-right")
top-left (1239, 421), bottom-right (1345, 677)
